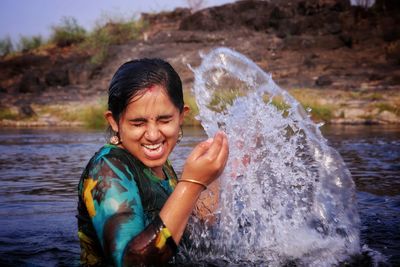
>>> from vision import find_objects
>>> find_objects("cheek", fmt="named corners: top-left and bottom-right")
top-left (160, 123), bottom-right (180, 138)
top-left (119, 125), bottom-right (143, 141)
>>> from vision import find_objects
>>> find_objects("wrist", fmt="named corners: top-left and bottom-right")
top-left (176, 179), bottom-right (205, 195)
top-left (179, 178), bottom-right (207, 191)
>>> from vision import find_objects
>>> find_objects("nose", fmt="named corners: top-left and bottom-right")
top-left (145, 123), bottom-right (161, 141)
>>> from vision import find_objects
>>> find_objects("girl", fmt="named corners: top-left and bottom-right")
top-left (77, 58), bottom-right (228, 266)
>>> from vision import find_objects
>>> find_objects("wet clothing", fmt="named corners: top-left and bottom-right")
top-left (77, 144), bottom-right (178, 266)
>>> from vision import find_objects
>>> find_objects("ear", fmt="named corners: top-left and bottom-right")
top-left (105, 111), bottom-right (119, 132)
top-left (179, 105), bottom-right (190, 124)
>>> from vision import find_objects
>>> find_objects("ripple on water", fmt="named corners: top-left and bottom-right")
top-left (0, 104), bottom-right (399, 265)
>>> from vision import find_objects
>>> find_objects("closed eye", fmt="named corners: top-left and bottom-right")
top-left (129, 118), bottom-right (146, 127)
top-left (158, 115), bottom-right (173, 123)
top-left (159, 118), bottom-right (172, 124)
top-left (132, 122), bottom-right (145, 127)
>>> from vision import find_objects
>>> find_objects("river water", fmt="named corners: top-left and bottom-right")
top-left (0, 125), bottom-right (398, 266)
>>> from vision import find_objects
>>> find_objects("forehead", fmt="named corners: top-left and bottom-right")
top-left (125, 85), bottom-right (178, 116)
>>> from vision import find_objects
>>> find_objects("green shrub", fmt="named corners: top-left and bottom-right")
top-left (267, 93), bottom-right (332, 122)
top-left (50, 17), bottom-right (86, 47)
top-left (81, 102), bottom-right (108, 129)
top-left (84, 18), bottom-right (148, 65)
top-left (367, 92), bottom-right (384, 101)
top-left (0, 36), bottom-right (13, 56)
top-left (305, 104), bottom-right (333, 122)
top-left (375, 102), bottom-right (400, 116)
top-left (37, 105), bottom-right (78, 122)
top-left (182, 90), bottom-right (333, 125)
top-left (183, 92), bottom-right (201, 126)
top-left (94, 20), bottom-right (142, 44)
top-left (36, 100), bottom-right (107, 129)
top-left (0, 108), bottom-right (19, 120)
top-left (206, 88), bottom-right (246, 113)
top-left (17, 35), bottom-right (43, 52)
top-left (290, 88), bottom-right (334, 122)
top-left (269, 95), bottom-right (291, 111)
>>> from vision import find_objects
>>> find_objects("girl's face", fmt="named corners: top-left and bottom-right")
top-left (106, 85), bottom-right (186, 177)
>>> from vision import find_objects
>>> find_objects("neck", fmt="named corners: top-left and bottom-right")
top-left (151, 166), bottom-right (165, 179)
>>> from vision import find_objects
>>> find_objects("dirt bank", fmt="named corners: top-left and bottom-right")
top-left (1, 0), bottom-right (399, 127)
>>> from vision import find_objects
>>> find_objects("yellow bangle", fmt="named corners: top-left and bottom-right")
top-left (179, 179), bottom-right (207, 190)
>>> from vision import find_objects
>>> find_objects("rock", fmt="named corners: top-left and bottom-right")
top-left (0, 54), bottom-right (50, 77)
top-left (386, 40), bottom-right (400, 65)
top-left (276, 19), bottom-right (303, 37)
top-left (179, 10), bottom-right (218, 31)
top-left (303, 54), bottom-right (316, 68)
top-left (142, 8), bottom-right (190, 25)
top-left (180, 0), bottom-right (349, 37)
top-left (368, 73), bottom-right (384, 81)
top-left (344, 108), bottom-right (366, 118)
top-left (45, 69), bottom-right (70, 86)
top-left (330, 0), bottom-right (351, 12)
top-left (18, 73), bottom-right (44, 93)
top-left (284, 35), bottom-right (343, 50)
top-left (326, 22), bottom-right (342, 34)
top-left (331, 118), bottom-right (371, 124)
top-left (268, 6), bottom-right (287, 31)
top-left (179, 0), bottom-right (272, 32)
top-left (315, 35), bottom-right (344, 49)
top-left (377, 110), bottom-right (399, 123)
top-left (339, 33), bottom-right (352, 48)
top-left (386, 74), bottom-right (400, 85)
top-left (315, 75), bottom-right (333, 86)
top-left (18, 105), bottom-right (36, 118)
top-left (375, 0), bottom-right (400, 14)
top-left (68, 64), bottom-right (93, 85)
top-left (296, 0), bottom-right (350, 16)
top-left (380, 17), bottom-right (400, 42)
top-left (1, 0), bottom-right (400, 126)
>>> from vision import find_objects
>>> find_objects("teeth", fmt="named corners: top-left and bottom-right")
top-left (143, 143), bottom-right (162, 150)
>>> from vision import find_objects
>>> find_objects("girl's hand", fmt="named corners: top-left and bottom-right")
top-left (160, 132), bottom-right (228, 243)
top-left (181, 131), bottom-right (229, 186)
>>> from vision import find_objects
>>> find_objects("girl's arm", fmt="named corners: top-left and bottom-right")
top-left (160, 131), bottom-right (229, 243)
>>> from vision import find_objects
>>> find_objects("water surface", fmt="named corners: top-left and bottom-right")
top-left (0, 126), bottom-right (398, 266)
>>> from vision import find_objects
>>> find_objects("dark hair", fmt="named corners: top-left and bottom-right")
top-left (108, 58), bottom-right (184, 123)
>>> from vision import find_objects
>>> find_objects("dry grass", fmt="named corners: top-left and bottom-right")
top-left (34, 99), bottom-right (108, 129)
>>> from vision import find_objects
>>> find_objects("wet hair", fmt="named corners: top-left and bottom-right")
top-left (108, 58), bottom-right (184, 123)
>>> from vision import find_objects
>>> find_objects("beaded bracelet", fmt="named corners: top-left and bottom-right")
top-left (179, 179), bottom-right (207, 191)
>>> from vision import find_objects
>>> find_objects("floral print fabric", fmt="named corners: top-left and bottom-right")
top-left (77, 144), bottom-right (178, 266)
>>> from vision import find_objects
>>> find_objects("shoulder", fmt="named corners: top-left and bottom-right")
top-left (92, 144), bottom-right (128, 164)
top-left (89, 145), bottom-right (139, 171)
top-left (80, 145), bottom-right (143, 205)
top-left (84, 145), bottom-right (139, 183)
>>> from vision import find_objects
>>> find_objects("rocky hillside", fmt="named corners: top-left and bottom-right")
top-left (0, 0), bottom-right (399, 126)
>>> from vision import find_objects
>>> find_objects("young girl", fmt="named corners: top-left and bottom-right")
top-left (77, 58), bottom-right (228, 266)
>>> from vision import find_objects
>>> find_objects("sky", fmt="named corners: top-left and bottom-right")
top-left (0, 0), bottom-right (234, 44)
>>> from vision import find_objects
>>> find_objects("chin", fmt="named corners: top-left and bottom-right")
top-left (141, 157), bottom-right (167, 169)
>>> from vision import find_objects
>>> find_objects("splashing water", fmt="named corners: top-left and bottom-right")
top-left (181, 48), bottom-right (360, 266)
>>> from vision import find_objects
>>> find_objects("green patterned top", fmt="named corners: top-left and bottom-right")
top-left (77, 144), bottom-right (178, 266)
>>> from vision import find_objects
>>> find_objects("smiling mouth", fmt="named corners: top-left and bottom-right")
top-left (143, 143), bottom-right (162, 150)
top-left (142, 142), bottom-right (165, 159)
